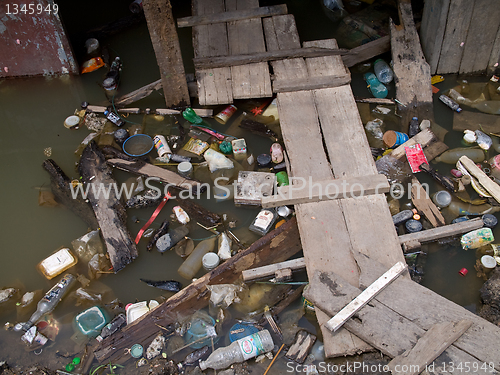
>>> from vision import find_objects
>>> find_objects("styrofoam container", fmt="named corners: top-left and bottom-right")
top-left (37, 248), bottom-right (78, 280)
top-left (126, 300), bottom-right (159, 324)
top-left (74, 306), bottom-right (109, 337)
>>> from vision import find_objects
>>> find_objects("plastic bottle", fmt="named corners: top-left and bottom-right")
top-left (438, 95), bottom-right (462, 112)
top-left (373, 59), bottom-right (393, 84)
top-left (364, 72), bottom-right (388, 99)
top-left (408, 117), bottom-right (419, 138)
top-left (14, 274), bottom-right (76, 332)
top-left (199, 330), bottom-right (274, 371)
top-left (178, 237), bottom-right (217, 280)
top-left (182, 108), bottom-right (203, 125)
top-left (96, 313), bottom-right (127, 342)
top-left (433, 147), bottom-right (485, 164)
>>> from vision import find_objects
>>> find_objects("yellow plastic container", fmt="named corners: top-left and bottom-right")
top-left (37, 248), bottom-right (78, 280)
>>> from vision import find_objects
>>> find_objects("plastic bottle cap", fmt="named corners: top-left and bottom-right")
top-left (481, 255), bottom-right (497, 269)
top-left (177, 161), bottom-right (193, 175)
top-left (257, 153), bottom-right (272, 167)
top-left (64, 115), bottom-right (81, 129)
top-left (463, 132), bottom-right (477, 144)
top-left (202, 252), bottom-right (220, 270)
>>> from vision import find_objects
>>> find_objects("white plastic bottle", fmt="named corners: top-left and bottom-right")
top-left (373, 59), bottom-right (393, 84)
top-left (199, 330), bottom-right (274, 371)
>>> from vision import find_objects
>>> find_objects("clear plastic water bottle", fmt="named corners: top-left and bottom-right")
top-left (373, 59), bottom-right (393, 84)
top-left (199, 330), bottom-right (274, 371)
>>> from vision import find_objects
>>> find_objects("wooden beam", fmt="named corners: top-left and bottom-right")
top-left (419, 0), bottom-right (450, 74)
top-left (342, 35), bottom-right (390, 68)
top-left (399, 217), bottom-right (484, 248)
top-left (143, 0), bottom-right (190, 108)
top-left (261, 174), bottom-right (390, 208)
top-left (242, 258), bottom-right (306, 282)
top-left (324, 262), bottom-right (407, 332)
top-left (177, 4), bottom-right (288, 27)
top-left (193, 47), bottom-right (350, 69)
top-left (114, 79), bottom-right (162, 107)
top-left (459, 155), bottom-right (500, 203)
top-left (354, 97), bottom-right (395, 105)
top-left (93, 217), bottom-right (303, 364)
top-left (410, 177), bottom-right (446, 227)
top-left (388, 320), bottom-right (473, 375)
top-left (272, 73), bottom-right (351, 93)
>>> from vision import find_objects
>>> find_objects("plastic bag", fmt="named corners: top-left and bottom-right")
top-left (365, 119), bottom-right (384, 140)
top-left (206, 284), bottom-right (242, 309)
top-left (204, 148), bottom-right (234, 173)
top-left (72, 230), bottom-right (104, 263)
top-left (217, 232), bottom-right (232, 261)
top-left (323, 0), bottom-right (344, 11)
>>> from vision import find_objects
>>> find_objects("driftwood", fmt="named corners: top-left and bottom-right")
top-left (42, 159), bottom-right (98, 230)
top-left (93, 217), bottom-right (302, 364)
top-left (79, 141), bottom-right (138, 273)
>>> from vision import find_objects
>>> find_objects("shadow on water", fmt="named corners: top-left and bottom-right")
top-left (0, 0), bottom-right (496, 371)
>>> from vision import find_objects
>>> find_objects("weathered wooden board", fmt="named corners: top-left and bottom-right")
top-left (488, 24), bottom-right (500, 75)
top-left (419, 0), bottom-right (450, 74)
top-left (272, 73), bottom-right (351, 93)
top-left (285, 330), bottom-right (317, 364)
top-left (242, 258), bottom-right (306, 281)
top-left (388, 320), bottom-right (473, 375)
top-left (391, 0), bottom-right (434, 126)
top-left (460, 0), bottom-right (500, 73)
top-left (459, 156), bottom-right (500, 203)
top-left (436, 0), bottom-right (474, 74)
top-left (177, 4), bottom-right (288, 27)
top-left (79, 142), bottom-right (138, 273)
top-left (226, 0), bottom-right (271, 100)
top-left (143, 0), bottom-right (190, 108)
top-left (192, 0), bottom-right (233, 105)
top-left (342, 35), bottom-right (390, 68)
top-left (411, 177), bottom-right (445, 227)
top-left (261, 174), bottom-right (390, 208)
top-left (352, 252), bottom-right (500, 370)
top-left (94, 218), bottom-right (303, 363)
top-left (453, 110), bottom-right (500, 133)
top-left (399, 217), bottom-right (483, 247)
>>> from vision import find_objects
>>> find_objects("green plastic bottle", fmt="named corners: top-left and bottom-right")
top-left (178, 237), bottom-right (217, 280)
top-left (182, 108), bottom-right (203, 125)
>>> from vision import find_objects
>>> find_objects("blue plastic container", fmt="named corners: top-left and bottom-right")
top-left (122, 134), bottom-right (154, 157)
top-left (383, 130), bottom-right (409, 148)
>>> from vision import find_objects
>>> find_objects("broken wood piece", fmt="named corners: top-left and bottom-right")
top-left (399, 217), bottom-right (484, 249)
top-left (93, 217), bottom-right (303, 364)
top-left (79, 142), bottom-right (138, 273)
top-left (242, 258), bottom-right (306, 282)
top-left (354, 97), bottom-right (395, 105)
top-left (272, 73), bottom-right (351, 93)
top-left (274, 268), bottom-right (293, 282)
top-left (342, 35), bottom-right (390, 68)
top-left (167, 187), bottom-right (221, 228)
top-left (402, 239), bottom-right (421, 252)
top-left (388, 320), bottom-right (473, 375)
top-left (156, 108), bottom-right (212, 117)
top-left (257, 285), bottom-right (305, 326)
top-left (113, 79), bottom-right (162, 106)
top-left (459, 155), bottom-right (500, 204)
top-left (261, 174), bottom-right (389, 208)
top-left (177, 4), bottom-right (288, 28)
top-left (285, 330), bottom-right (317, 364)
top-left (193, 47), bottom-right (350, 69)
top-left (86, 105), bottom-right (141, 114)
top-left (410, 177), bottom-right (446, 227)
top-left (324, 261), bottom-right (407, 332)
top-left (106, 158), bottom-right (202, 192)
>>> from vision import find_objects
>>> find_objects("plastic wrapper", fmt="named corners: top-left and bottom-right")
top-left (365, 119), bottom-right (384, 140)
top-left (206, 284), bottom-right (243, 309)
top-left (475, 130), bottom-right (492, 150)
top-left (38, 190), bottom-right (58, 207)
top-left (204, 149), bottom-right (234, 172)
top-left (72, 230), bottom-right (104, 263)
top-left (88, 254), bottom-right (111, 280)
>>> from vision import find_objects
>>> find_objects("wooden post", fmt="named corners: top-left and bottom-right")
top-left (143, 0), bottom-right (190, 108)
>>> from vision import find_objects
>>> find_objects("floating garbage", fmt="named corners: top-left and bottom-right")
top-left (146, 332), bottom-right (165, 359)
top-left (126, 300), bottom-right (159, 324)
top-left (96, 313), bottom-right (126, 342)
top-left (249, 208), bottom-right (278, 236)
top-left (74, 305), bottom-right (110, 337)
top-left (461, 228), bottom-right (494, 250)
top-left (178, 237), bottom-right (216, 279)
top-left (139, 278), bottom-right (182, 292)
top-left (37, 248), bottom-right (78, 280)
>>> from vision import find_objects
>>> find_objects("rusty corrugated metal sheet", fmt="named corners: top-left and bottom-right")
top-left (0, 0), bottom-right (78, 78)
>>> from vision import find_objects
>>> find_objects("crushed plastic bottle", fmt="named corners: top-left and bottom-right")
top-left (439, 94), bottom-right (462, 112)
top-left (373, 59), bottom-right (393, 84)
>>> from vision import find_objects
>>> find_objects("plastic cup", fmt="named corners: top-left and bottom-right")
top-left (481, 255), bottom-right (497, 269)
top-left (177, 161), bottom-right (193, 177)
top-left (432, 190), bottom-right (452, 208)
top-left (202, 252), bottom-right (220, 271)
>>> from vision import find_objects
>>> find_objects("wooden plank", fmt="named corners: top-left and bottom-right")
top-left (192, 0), bottom-right (232, 105)
top-left (459, 155), bottom-right (500, 203)
top-left (143, 0), bottom-right (190, 108)
top-left (114, 79), bottom-right (162, 106)
top-left (488, 24), bottom-right (500, 75)
top-left (93, 217), bottom-right (303, 364)
top-left (325, 261), bottom-right (407, 332)
top-left (226, 0), bottom-right (272, 99)
top-left (242, 258), bottom-right (306, 281)
top-left (261, 174), bottom-right (390, 208)
top-left (351, 251), bottom-right (500, 371)
top-left (272, 73), bottom-right (351, 93)
top-left (177, 4), bottom-right (288, 27)
top-left (453, 110), bottom-right (500, 133)
top-left (388, 320), bottom-right (473, 375)
top-left (436, 0), bottom-right (474, 74)
top-left (342, 35), bottom-right (390, 68)
top-left (399, 217), bottom-right (483, 247)
top-left (106, 158), bottom-right (202, 191)
top-left (285, 330), bottom-right (317, 364)
top-left (391, 1), bottom-right (434, 126)
top-left (156, 108), bottom-right (213, 117)
top-left (411, 177), bottom-right (446, 227)
top-left (419, 0), bottom-right (450, 74)
top-left (460, 0), bottom-right (500, 73)
top-left (193, 46), bottom-right (350, 69)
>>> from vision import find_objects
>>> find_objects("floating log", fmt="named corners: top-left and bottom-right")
top-left (177, 4), bottom-right (288, 28)
top-left (193, 47), bottom-right (350, 69)
top-left (93, 217), bottom-right (303, 364)
top-left (79, 142), bottom-right (138, 273)
top-left (42, 159), bottom-right (98, 230)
